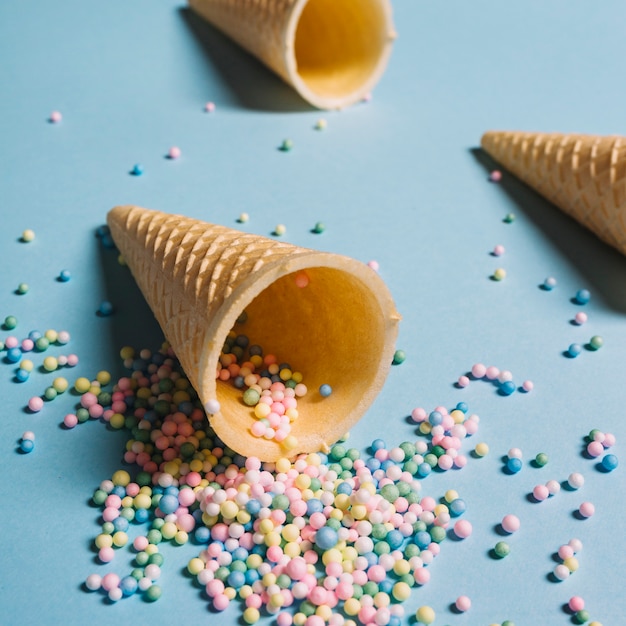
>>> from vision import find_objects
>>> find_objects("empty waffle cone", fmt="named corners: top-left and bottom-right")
top-left (107, 206), bottom-right (400, 461)
top-left (188, 0), bottom-right (396, 109)
top-left (481, 130), bottom-right (626, 256)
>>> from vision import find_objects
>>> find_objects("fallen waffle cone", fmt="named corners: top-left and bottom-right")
top-left (481, 130), bottom-right (626, 257)
top-left (107, 206), bottom-right (400, 461)
top-left (188, 0), bottom-right (396, 109)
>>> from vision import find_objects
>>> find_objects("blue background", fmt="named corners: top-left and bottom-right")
top-left (1, 1), bottom-right (625, 624)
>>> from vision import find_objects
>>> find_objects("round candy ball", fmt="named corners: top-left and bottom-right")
top-left (319, 384), bottom-right (332, 397)
top-left (20, 438), bottom-right (35, 453)
top-left (501, 514), bottom-right (520, 534)
top-left (415, 606), bottom-right (435, 624)
top-left (589, 335), bottom-right (603, 350)
top-left (575, 289), bottom-right (591, 304)
top-left (534, 452), bottom-right (549, 467)
top-left (543, 276), bottom-right (557, 290)
top-left (489, 170), bottom-right (502, 182)
top-left (493, 268), bottom-right (506, 281)
top-left (601, 454), bottom-right (618, 471)
top-left (568, 343), bottom-right (582, 358)
top-left (453, 520), bottom-right (472, 539)
top-left (574, 312), bottom-right (588, 325)
top-left (532, 484), bottom-right (549, 501)
top-left (500, 380), bottom-right (516, 395)
top-left (494, 541), bottom-right (510, 558)
top-left (98, 301), bottom-right (114, 316)
top-left (553, 564), bottom-right (570, 581)
top-left (568, 472), bottom-right (585, 489)
top-left (59, 269), bottom-right (71, 282)
top-left (569, 596), bottom-right (585, 612)
top-left (506, 457), bottom-right (523, 473)
top-left (392, 350), bottom-right (406, 365)
top-left (455, 595), bottom-right (471, 612)
top-left (578, 502), bottom-right (595, 518)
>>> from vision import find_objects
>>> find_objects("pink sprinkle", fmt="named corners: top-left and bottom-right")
top-left (49, 111), bottom-right (62, 123)
top-left (471, 363), bottom-right (486, 378)
top-left (453, 519), bottom-right (472, 539)
top-left (410, 407), bottom-right (427, 423)
top-left (455, 595), bottom-right (471, 612)
top-left (101, 572), bottom-right (120, 591)
top-left (98, 546), bottom-right (115, 563)
top-left (213, 593), bottom-right (230, 611)
top-left (205, 101), bottom-right (216, 113)
top-left (586, 441), bottom-right (604, 457)
top-left (276, 613), bottom-right (293, 626)
top-left (569, 538), bottom-right (583, 552)
top-left (603, 433), bottom-right (616, 447)
top-left (578, 501), bottom-right (595, 518)
top-left (5, 336), bottom-right (18, 349)
top-left (501, 514), bottom-right (520, 533)
top-left (493, 244), bottom-right (505, 256)
top-left (574, 312), bottom-right (587, 325)
top-left (485, 366), bottom-right (500, 380)
top-left (21, 339), bottom-right (34, 351)
top-left (532, 484), bottom-right (549, 501)
top-left (546, 479), bottom-right (560, 495)
top-left (168, 146), bottom-right (181, 159)
top-left (558, 544), bottom-right (574, 560)
top-left (367, 260), bottom-right (379, 272)
top-left (63, 413), bottom-right (78, 428)
top-left (521, 380), bottom-right (534, 392)
top-left (457, 375), bottom-right (470, 388)
top-left (28, 396), bottom-right (44, 412)
top-left (489, 170), bottom-right (502, 182)
top-left (295, 270), bottom-right (309, 288)
top-left (414, 568), bottom-right (430, 585)
top-left (569, 596), bottom-right (585, 612)
top-left (67, 354), bottom-right (79, 366)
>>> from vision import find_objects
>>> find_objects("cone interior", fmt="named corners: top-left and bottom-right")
top-left (291, 0), bottom-right (392, 105)
top-left (207, 261), bottom-right (397, 460)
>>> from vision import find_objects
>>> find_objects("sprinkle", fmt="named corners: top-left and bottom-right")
top-left (280, 139), bottom-right (293, 152)
top-left (499, 380), bottom-right (516, 396)
top-left (553, 564), bottom-right (570, 581)
top-left (534, 452), bottom-right (549, 467)
top-left (294, 271), bottom-right (309, 288)
top-left (532, 484), bottom-right (549, 501)
top-left (392, 349), bottom-right (406, 365)
top-left (493, 268), bottom-right (506, 281)
top-left (601, 454), bottom-right (618, 471)
top-left (506, 457), bottom-right (522, 473)
top-left (589, 335), bottom-right (603, 350)
top-left (314, 119), bottom-right (327, 130)
top-left (58, 269), bottom-right (71, 282)
top-left (578, 502), bottom-right (595, 518)
top-left (312, 221), bottom-right (325, 234)
top-left (273, 224), bottom-right (287, 236)
top-left (167, 146), bottom-right (181, 159)
top-left (319, 384), bottom-right (332, 397)
top-left (568, 472), bottom-right (584, 489)
top-left (21, 229), bottom-right (35, 242)
top-left (27, 396), bottom-right (44, 412)
top-left (204, 101), bottom-right (215, 112)
top-left (494, 541), bottom-right (510, 558)
top-left (489, 170), bottom-right (502, 182)
top-left (49, 111), bottom-right (62, 123)
top-left (471, 363), bottom-right (486, 378)
top-left (415, 606), bottom-right (435, 624)
top-left (543, 276), bottom-right (557, 290)
top-left (205, 399), bottom-right (220, 414)
top-left (455, 595), bottom-right (471, 612)
top-left (574, 289), bottom-right (591, 304)
top-left (569, 596), bottom-right (585, 612)
top-left (367, 260), bottom-right (379, 271)
top-left (237, 213), bottom-right (249, 223)
top-left (457, 375), bottom-right (470, 387)
top-left (493, 244), bottom-right (505, 256)
top-left (20, 433), bottom-right (35, 453)
top-left (474, 442), bottom-right (489, 457)
top-left (98, 301), bottom-right (114, 316)
top-left (568, 343), bottom-right (582, 358)
top-left (17, 283), bottom-right (29, 294)
top-left (574, 312), bottom-right (588, 325)
top-left (131, 164), bottom-right (144, 176)
top-left (501, 514), bottom-right (520, 533)
top-left (4, 315), bottom-right (18, 330)
top-left (521, 380), bottom-right (534, 392)
top-left (503, 212), bottom-right (516, 223)
top-left (453, 519), bottom-right (472, 539)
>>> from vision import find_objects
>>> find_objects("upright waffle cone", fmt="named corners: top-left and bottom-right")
top-left (107, 206), bottom-right (400, 461)
top-left (481, 130), bottom-right (626, 256)
top-left (188, 0), bottom-right (396, 109)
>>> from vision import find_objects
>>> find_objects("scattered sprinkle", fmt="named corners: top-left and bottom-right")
top-left (314, 119), bottom-right (327, 130)
top-left (58, 269), bottom-right (71, 282)
top-left (589, 335), bottom-right (603, 350)
top-left (16, 283), bottom-right (29, 294)
top-left (280, 139), bottom-right (293, 152)
top-left (574, 312), bottom-right (588, 325)
top-left (493, 267), bottom-right (506, 281)
top-left (568, 343), bottom-right (582, 358)
top-left (49, 111), bottom-right (62, 123)
top-left (319, 383), bottom-right (332, 397)
top-left (273, 224), bottom-right (286, 236)
top-left (204, 101), bottom-right (215, 112)
top-left (494, 540), bottom-right (510, 558)
top-left (167, 146), bottom-right (181, 160)
top-left (578, 501), bottom-right (595, 518)
top-left (543, 276), bottom-right (557, 290)
top-left (21, 229), bottom-right (35, 242)
top-left (489, 170), bottom-right (502, 182)
top-left (392, 349), bottom-right (406, 365)
top-left (131, 164), bottom-right (144, 176)
top-left (503, 212), bottom-right (515, 223)
top-left (493, 244), bottom-right (505, 256)
top-left (575, 289), bottom-right (591, 305)
top-left (312, 221), bottom-right (325, 234)
top-left (98, 301), bottom-right (114, 316)
top-left (237, 212), bottom-right (249, 223)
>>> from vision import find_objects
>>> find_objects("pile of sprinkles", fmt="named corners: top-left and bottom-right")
top-left (75, 344), bottom-right (481, 622)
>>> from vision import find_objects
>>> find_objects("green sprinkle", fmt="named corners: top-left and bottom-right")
top-left (243, 388), bottom-right (260, 406)
top-left (589, 335), bottom-right (604, 350)
top-left (280, 139), bottom-right (293, 152)
top-left (392, 349), bottom-right (406, 365)
top-left (503, 213), bottom-right (516, 223)
top-left (575, 610), bottom-right (590, 624)
top-left (3, 315), bottom-right (18, 330)
top-left (312, 221), bottom-right (325, 234)
top-left (145, 585), bottom-right (162, 601)
top-left (534, 452), bottom-right (549, 467)
top-left (17, 283), bottom-right (29, 294)
top-left (494, 541), bottom-right (510, 558)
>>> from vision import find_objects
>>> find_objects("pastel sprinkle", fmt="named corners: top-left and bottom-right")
top-left (543, 276), bottom-right (557, 290)
top-left (489, 170), bottom-right (502, 182)
top-left (578, 502), bottom-right (595, 518)
top-left (574, 312), bottom-right (588, 325)
top-left (204, 101), bottom-right (215, 112)
top-left (493, 267), bottom-right (506, 281)
top-left (167, 146), bottom-right (181, 159)
top-left (493, 244), bottom-right (505, 256)
top-left (575, 289), bottom-right (591, 304)
top-left (589, 335), bottom-right (603, 350)
top-left (274, 224), bottom-right (287, 236)
top-left (131, 164), bottom-right (144, 176)
top-left (280, 139), bottom-right (293, 152)
top-left (21, 229), bottom-right (35, 242)
top-left (49, 110), bottom-right (62, 123)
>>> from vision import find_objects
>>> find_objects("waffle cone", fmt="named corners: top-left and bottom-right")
top-left (188, 0), bottom-right (396, 109)
top-left (481, 130), bottom-right (626, 256)
top-left (107, 206), bottom-right (400, 461)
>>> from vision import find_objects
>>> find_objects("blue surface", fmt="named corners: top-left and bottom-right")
top-left (1, 1), bottom-right (626, 624)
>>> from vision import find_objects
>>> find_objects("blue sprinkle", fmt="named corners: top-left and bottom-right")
top-left (319, 384), bottom-right (332, 397)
